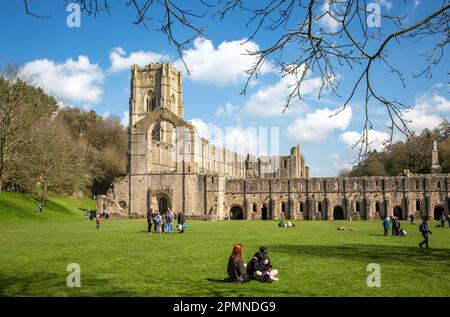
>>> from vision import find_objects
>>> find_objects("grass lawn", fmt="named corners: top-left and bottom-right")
top-left (0, 193), bottom-right (449, 297)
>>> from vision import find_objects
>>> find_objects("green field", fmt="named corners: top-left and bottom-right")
top-left (0, 192), bottom-right (449, 297)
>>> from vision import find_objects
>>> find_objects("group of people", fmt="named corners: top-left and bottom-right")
top-left (382, 213), bottom-right (448, 249)
top-left (278, 220), bottom-right (296, 228)
top-left (382, 216), bottom-right (406, 237)
top-left (226, 244), bottom-right (279, 283)
top-left (146, 208), bottom-right (186, 234)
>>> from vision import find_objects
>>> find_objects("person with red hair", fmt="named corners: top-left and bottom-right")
top-left (225, 243), bottom-right (250, 283)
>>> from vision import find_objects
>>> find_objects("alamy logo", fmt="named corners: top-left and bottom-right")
top-left (366, 263), bottom-right (381, 287)
top-left (367, 3), bottom-right (382, 28)
top-left (66, 263), bottom-right (81, 287)
top-left (66, 3), bottom-right (81, 28)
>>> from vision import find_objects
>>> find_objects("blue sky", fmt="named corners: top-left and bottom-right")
top-left (1, 0), bottom-right (448, 176)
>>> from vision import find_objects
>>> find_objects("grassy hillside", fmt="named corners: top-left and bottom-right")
top-left (0, 192), bottom-right (96, 223)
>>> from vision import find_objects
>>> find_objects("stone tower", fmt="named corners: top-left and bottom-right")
top-left (129, 62), bottom-right (183, 127)
top-left (431, 140), bottom-right (442, 173)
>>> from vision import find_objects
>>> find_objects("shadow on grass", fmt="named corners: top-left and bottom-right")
top-left (0, 273), bottom-right (135, 297)
top-left (266, 243), bottom-right (450, 266)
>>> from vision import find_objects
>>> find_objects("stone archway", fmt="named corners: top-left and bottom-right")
top-left (433, 206), bottom-right (446, 221)
top-left (393, 206), bottom-right (403, 220)
top-left (154, 192), bottom-right (171, 214)
top-left (333, 206), bottom-right (344, 220)
top-left (230, 206), bottom-right (244, 220)
top-left (261, 204), bottom-right (268, 220)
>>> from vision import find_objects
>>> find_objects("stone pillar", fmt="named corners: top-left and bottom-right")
top-left (245, 198), bottom-right (252, 220)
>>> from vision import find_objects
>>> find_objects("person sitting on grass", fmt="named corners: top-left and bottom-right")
top-left (225, 244), bottom-right (250, 283)
top-left (398, 227), bottom-right (407, 237)
top-left (259, 256), bottom-right (278, 282)
top-left (248, 247), bottom-right (278, 282)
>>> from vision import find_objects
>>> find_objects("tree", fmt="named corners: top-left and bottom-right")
top-left (21, 0), bottom-right (450, 163)
top-left (346, 121), bottom-right (450, 176)
top-left (14, 117), bottom-right (83, 203)
top-left (0, 66), bottom-right (58, 192)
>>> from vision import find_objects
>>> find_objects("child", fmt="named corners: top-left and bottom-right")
top-left (177, 223), bottom-right (184, 233)
top-left (154, 213), bottom-right (162, 234)
top-left (96, 215), bottom-right (101, 230)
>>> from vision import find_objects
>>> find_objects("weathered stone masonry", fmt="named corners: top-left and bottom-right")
top-left (97, 63), bottom-right (450, 221)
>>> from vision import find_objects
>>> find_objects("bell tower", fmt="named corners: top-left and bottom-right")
top-left (129, 62), bottom-right (183, 128)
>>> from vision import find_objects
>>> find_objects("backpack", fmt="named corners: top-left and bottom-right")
top-left (155, 215), bottom-right (161, 224)
top-left (419, 223), bottom-right (427, 232)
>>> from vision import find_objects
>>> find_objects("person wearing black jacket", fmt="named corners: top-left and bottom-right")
top-left (146, 209), bottom-right (154, 234)
top-left (225, 244), bottom-right (250, 283)
top-left (246, 252), bottom-right (262, 278)
top-left (419, 220), bottom-right (432, 249)
top-left (177, 211), bottom-right (185, 225)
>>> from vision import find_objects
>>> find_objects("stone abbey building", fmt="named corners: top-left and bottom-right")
top-left (97, 63), bottom-right (450, 221)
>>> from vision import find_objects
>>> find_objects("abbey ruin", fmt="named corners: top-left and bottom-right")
top-left (97, 63), bottom-right (450, 221)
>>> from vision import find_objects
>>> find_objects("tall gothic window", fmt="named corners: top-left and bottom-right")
top-left (146, 90), bottom-right (156, 111)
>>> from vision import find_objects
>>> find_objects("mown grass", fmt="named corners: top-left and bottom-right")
top-left (0, 193), bottom-right (449, 297)
top-left (0, 192), bottom-right (96, 223)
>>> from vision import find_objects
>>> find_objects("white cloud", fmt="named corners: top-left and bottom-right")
top-left (401, 90), bottom-right (449, 132)
top-left (108, 47), bottom-right (168, 73)
top-left (339, 129), bottom-right (389, 152)
top-left (286, 106), bottom-right (352, 142)
top-left (377, 0), bottom-right (393, 10)
top-left (103, 110), bottom-right (111, 119)
top-left (244, 67), bottom-right (323, 117)
top-left (215, 102), bottom-right (237, 117)
top-left (22, 56), bottom-right (104, 104)
top-left (121, 111), bottom-right (129, 127)
top-left (189, 118), bottom-right (261, 156)
top-left (174, 37), bottom-right (273, 86)
top-left (319, 0), bottom-right (340, 33)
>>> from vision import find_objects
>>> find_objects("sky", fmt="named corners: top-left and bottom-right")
top-left (1, 0), bottom-right (448, 176)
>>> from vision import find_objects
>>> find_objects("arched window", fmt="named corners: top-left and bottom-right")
top-left (281, 202), bottom-right (286, 213)
top-left (416, 200), bottom-right (421, 211)
top-left (146, 90), bottom-right (156, 111)
top-left (318, 202), bottom-right (322, 213)
top-left (252, 203), bottom-right (257, 212)
top-left (299, 202), bottom-right (304, 213)
top-left (375, 202), bottom-right (380, 213)
top-left (415, 180), bottom-right (420, 190)
top-left (356, 202), bottom-right (361, 213)
top-left (437, 181), bottom-right (441, 190)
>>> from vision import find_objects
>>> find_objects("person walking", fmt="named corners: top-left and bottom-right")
top-left (440, 213), bottom-right (446, 228)
top-left (409, 212), bottom-right (415, 224)
top-left (447, 213), bottom-right (450, 228)
top-left (96, 215), bottom-right (101, 230)
top-left (419, 220), bottom-right (432, 249)
top-left (383, 217), bottom-right (390, 236)
top-left (146, 209), bottom-right (154, 234)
